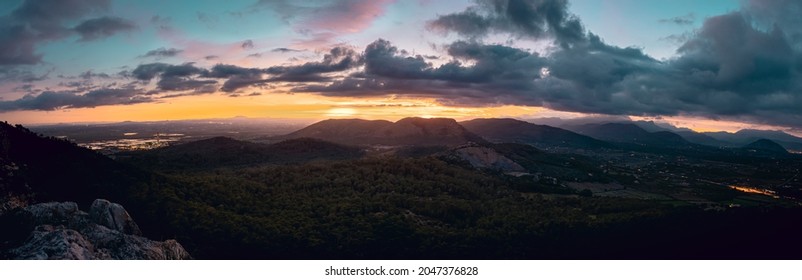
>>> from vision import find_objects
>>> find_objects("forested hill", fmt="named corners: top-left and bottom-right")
top-left (277, 117), bottom-right (486, 146)
top-left (0, 122), bottom-right (150, 208)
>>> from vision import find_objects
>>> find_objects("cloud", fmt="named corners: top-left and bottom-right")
top-left (742, 0), bottom-right (802, 48)
top-left (119, 45), bottom-right (365, 93)
top-left (78, 70), bottom-right (111, 79)
top-left (426, 9), bottom-right (493, 38)
top-left (0, 88), bottom-right (151, 111)
top-left (6, 0), bottom-right (799, 130)
top-left (0, 68), bottom-right (50, 83)
top-left (272, 47), bottom-right (302, 53)
top-left (658, 13), bottom-right (695, 25)
top-left (255, 0), bottom-right (394, 46)
top-left (265, 46), bottom-right (361, 82)
top-left (293, 4), bottom-right (802, 129)
top-left (73, 16), bottom-right (136, 41)
top-left (289, 0), bottom-right (774, 129)
top-left (0, 0), bottom-right (132, 65)
top-left (156, 76), bottom-right (217, 92)
top-left (198, 64), bottom-right (264, 93)
top-left (241, 39), bottom-right (254, 49)
top-left (427, 0), bottom-right (586, 47)
top-left (660, 32), bottom-right (693, 45)
top-left (140, 47), bottom-right (183, 58)
top-left (204, 64), bottom-right (263, 78)
top-left (129, 63), bottom-right (216, 93)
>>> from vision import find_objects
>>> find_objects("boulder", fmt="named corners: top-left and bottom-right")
top-left (3, 199), bottom-right (190, 260)
top-left (9, 225), bottom-right (97, 260)
top-left (19, 201), bottom-right (80, 226)
top-left (89, 199), bottom-right (142, 236)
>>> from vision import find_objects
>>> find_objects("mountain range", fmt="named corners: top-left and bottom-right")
top-left (459, 118), bottom-right (609, 149)
top-left (526, 117), bottom-right (802, 152)
top-left (276, 117), bottom-right (486, 146)
top-left (565, 123), bottom-right (692, 148)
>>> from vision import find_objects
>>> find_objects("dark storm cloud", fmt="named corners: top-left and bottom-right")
top-left (130, 63), bottom-right (169, 80)
top-left (742, 0), bottom-right (802, 50)
top-left (295, 37), bottom-right (655, 107)
top-left (293, 39), bottom-right (550, 105)
top-left (200, 64), bottom-right (263, 92)
top-left (658, 13), bottom-right (695, 25)
top-left (128, 63), bottom-right (216, 93)
top-left (427, 0), bottom-right (585, 47)
top-left (140, 47), bottom-right (184, 58)
top-left (73, 16), bottom-right (136, 42)
top-left (204, 64), bottom-right (263, 78)
top-left (265, 46), bottom-right (361, 82)
top-left (0, 0), bottom-right (135, 65)
top-left (675, 12), bottom-right (794, 93)
top-left (156, 76), bottom-right (217, 92)
top-left (130, 63), bottom-right (206, 81)
top-left (0, 88), bottom-right (151, 111)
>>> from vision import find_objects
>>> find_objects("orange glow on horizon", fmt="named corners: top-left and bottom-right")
top-left (1, 92), bottom-right (799, 137)
top-left (0, 93), bottom-right (546, 125)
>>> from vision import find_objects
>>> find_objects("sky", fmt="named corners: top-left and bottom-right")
top-left (1, 0), bottom-right (801, 135)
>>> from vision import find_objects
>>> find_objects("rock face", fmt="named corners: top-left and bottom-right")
top-left (3, 199), bottom-right (190, 260)
top-left (449, 144), bottom-right (525, 172)
top-left (89, 199), bottom-right (142, 236)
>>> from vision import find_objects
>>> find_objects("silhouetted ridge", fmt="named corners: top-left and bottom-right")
top-left (460, 118), bottom-right (609, 148)
top-left (743, 139), bottom-right (788, 154)
top-left (568, 123), bottom-right (690, 147)
top-left (279, 117), bottom-right (486, 146)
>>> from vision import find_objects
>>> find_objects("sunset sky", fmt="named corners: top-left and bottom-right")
top-left (1, 0), bottom-right (801, 135)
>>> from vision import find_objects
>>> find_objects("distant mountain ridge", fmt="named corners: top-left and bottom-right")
top-left (278, 117), bottom-right (486, 146)
top-left (566, 123), bottom-right (691, 148)
top-left (528, 118), bottom-right (802, 151)
top-left (704, 130), bottom-right (802, 151)
top-left (742, 139), bottom-right (788, 155)
top-left (459, 118), bottom-right (609, 149)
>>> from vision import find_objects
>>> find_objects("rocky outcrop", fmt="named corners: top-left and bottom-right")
top-left (449, 144), bottom-right (525, 172)
top-left (2, 199), bottom-right (190, 260)
top-left (89, 199), bottom-right (142, 236)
